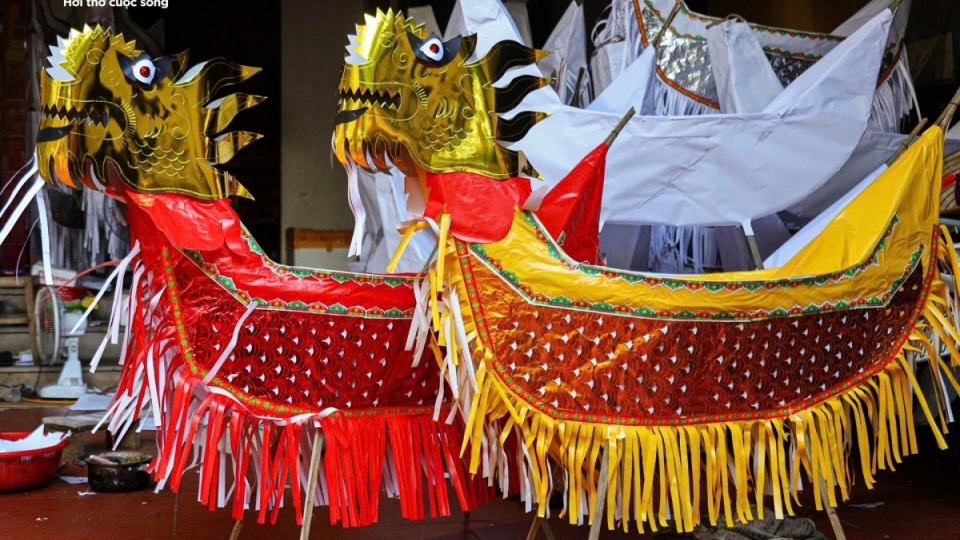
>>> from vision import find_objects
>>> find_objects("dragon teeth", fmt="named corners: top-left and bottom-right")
top-left (338, 87), bottom-right (399, 110)
top-left (41, 104), bottom-right (109, 127)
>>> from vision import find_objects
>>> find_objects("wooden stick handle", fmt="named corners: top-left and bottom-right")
top-left (651, 0), bottom-right (682, 49)
top-left (937, 86), bottom-right (960, 130)
top-left (300, 427), bottom-right (324, 540)
top-left (605, 107), bottom-right (636, 146)
top-left (887, 118), bottom-right (928, 166)
top-left (570, 67), bottom-right (586, 108)
top-left (228, 520), bottom-right (243, 540)
top-left (587, 446), bottom-right (610, 540)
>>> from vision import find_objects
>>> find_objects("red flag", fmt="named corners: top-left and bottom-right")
top-left (536, 142), bottom-right (608, 264)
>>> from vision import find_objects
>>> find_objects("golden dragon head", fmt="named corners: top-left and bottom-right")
top-left (334, 9), bottom-right (547, 179)
top-left (37, 25), bottom-right (264, 200)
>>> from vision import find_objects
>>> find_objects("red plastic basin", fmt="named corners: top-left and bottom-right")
top-left (0, 432), bottom-right (69, 492)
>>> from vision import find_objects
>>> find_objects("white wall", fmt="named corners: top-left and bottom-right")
top-left (281, 1), bottom-right (364, 253)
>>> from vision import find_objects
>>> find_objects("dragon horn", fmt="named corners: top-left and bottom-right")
top-left (175, 58), bottom-right (261, 102)
top-left (208, 131), bottom-right (264, 165)
top-left (203, 94), bottom-right (267, 135)
top-left (497, 111), bottom-right (541, 144)
top-left (479, 40), bottom-right (549, 83)
top-left (494, 75), bottom-right (548, 114)
top-left (224, 172), bottom-right (254, 200)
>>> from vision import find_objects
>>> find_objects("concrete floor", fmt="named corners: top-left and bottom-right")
top-left (0, 406), bottom-right (959, 540)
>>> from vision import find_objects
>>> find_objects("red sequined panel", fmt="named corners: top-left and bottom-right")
top-left (173, 253), bottom-right (439, 413)
top-left (473, 259), bottom-right (925, 424)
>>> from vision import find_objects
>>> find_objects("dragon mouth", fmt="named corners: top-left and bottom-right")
top-left (336, 86), bottom-right (401, 124)
top-left (37, 102), bottom-right (116, 142)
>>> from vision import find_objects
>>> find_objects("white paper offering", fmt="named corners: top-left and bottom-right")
top-left (0, 426), bottom-right (67, 453)
top-left (69, 393), bottom-right (113, 412)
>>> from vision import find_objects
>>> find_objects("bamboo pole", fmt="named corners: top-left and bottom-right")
top-left (605, 107), bottom-right (637, 146)
top-left (887, 118), bottom-right (928, 166)
top-left (745, 233), bottom-right (764, 270)
top-left (651, 0), bottom-right (682, 49)
top-left (587, 446), bottom-right (611, 540)
top-left (935, 84), bottom-right (960, 131)
top-left (171, 492), bottom-right (179, 537)
top-left (571, 67), bottom-right (587, 108)
top-left (228, 520), bottom-right (243, 540)
top-left (299, 427), bottom-right (324, 540)
top-left (820, 478), bottom-right (848, 540)
top-left (541, 519), bottom-right (558, 540)
top-left (525, 516), bottom-right (558, 540)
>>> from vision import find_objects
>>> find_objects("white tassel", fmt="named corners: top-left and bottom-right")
top-left (868, 53), bottom-right (919, 133)
top-left (345, 158), bottom-right (366, 257)
top-left (0, 171), bottom-right (43, 246)
top-left (202, 302), bottom-right (258, 384)
top-left (83, 242), bottom-right (142, 372)
top-left (82, 188), bottom-right (102, 267)
top-left (404, 277), bottom-right (431, 366)
top-left (34, 188), bottom-right (54, 286)
top-left (0, 154), bottom-right (38, 233)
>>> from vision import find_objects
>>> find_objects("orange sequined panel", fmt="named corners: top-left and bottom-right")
top-left (470, 257), bottom-right (927, 425)
top-left (172, 254), bottom-right (439, 415)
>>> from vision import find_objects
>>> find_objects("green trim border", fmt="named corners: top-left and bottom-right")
top-left (175, 227), bottom-right (417, 319)
top-left (467, 212), bottom-right (921, 320)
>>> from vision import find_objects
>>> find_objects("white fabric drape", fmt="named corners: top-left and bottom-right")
top-left (539, 1), bottom-right (592, 106)
top-left (515, 11), bottom-right (891, 229)
top-left (706, 20), bottom-right (783, 114)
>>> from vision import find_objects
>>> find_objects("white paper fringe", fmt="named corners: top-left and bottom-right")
top-left (0, 155), bottom-right (42, 247)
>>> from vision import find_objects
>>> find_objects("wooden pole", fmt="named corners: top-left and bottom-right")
top-left (171, 492), bottom-right (179, 537)
top-left (571, 67), bottom-right (587, 108)
top-left (819, 478), bottom-right (848, 540)
top-left (526, 516), bottom-right (558, 540)
top-left (935, 85), bottom-right (960, 130)
top-left (651, 0), bottom-right (682, 49)
top-left (741, 221), bottom-right (765, 270)
top-left (605, 108), bottom-right (637, 146)
top-left (526, 517), bottom-right (544, 540)
top-left (887, 118), bottom-right (928, 166)
top-left (746, 233), bottom-right (764, 270)
top-left (299, 427), bottom-right (324, 540)
top-left (588, 446), bottom-right (611, 540)
top-left (228, 520), bottom-right (243, 540)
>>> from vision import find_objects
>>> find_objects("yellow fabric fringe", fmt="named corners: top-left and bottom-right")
top-left (447, 231), bottom-right (960, 533)
top-left (404, 149), bottom-right (960, 530)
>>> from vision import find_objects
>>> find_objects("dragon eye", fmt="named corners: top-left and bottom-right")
top-left (132, 59), bottom-right (156, 85)
top-left (116, 51), bottom-right (171, 88)
top-left (419, 37), bottom-right (444, 62)
top-left (408, 33), bottom-right (461, 67)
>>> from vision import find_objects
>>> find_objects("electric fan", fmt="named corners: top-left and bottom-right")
top-left (34, 286), bottom-right (88, 399)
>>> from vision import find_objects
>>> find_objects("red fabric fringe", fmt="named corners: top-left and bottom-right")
top-left (104, 199), bottom-right (494, 527)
